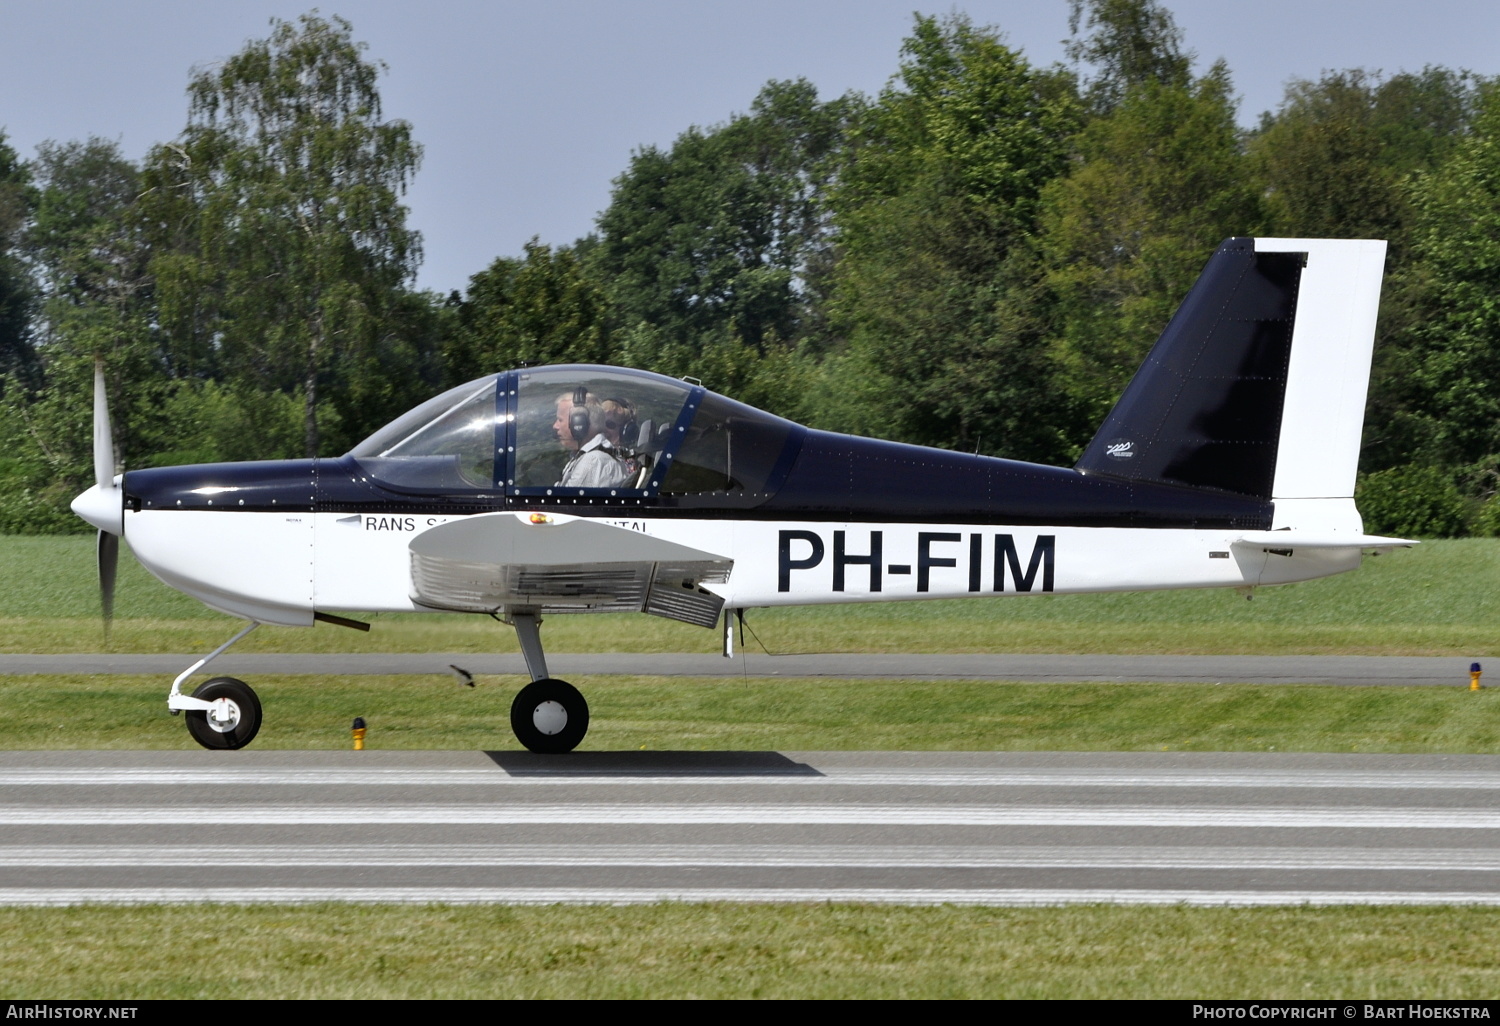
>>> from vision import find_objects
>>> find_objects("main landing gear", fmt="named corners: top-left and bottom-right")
top-left (505, 608), bottom-right (590, 754)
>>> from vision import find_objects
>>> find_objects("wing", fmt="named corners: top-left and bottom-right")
top-left (408, 512), bottom-right (732, 627)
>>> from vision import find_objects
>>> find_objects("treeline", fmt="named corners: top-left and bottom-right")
top-left (1, 2), bottom-right (1497, 535)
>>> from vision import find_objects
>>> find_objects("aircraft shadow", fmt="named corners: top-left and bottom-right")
top-left (483, 750), bottom-right (823, 777)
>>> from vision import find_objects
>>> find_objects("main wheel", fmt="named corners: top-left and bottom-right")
top-left (510, 678), bottom-right (589, 754)
top-left (184, 676), bottom-right (262, 750)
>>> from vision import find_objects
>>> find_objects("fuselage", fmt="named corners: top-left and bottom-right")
top-left (111, 412), bottom-right (1357, 627)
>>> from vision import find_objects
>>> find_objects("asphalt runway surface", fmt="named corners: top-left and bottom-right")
top-left (5, 749), bottom-right (1500, 907)
top-left (0, 652), bottom-right (1485, 685)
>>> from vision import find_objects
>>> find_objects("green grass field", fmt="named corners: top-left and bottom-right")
top-left (0, 534), bottom-right (1495, 656)
top-left (5, 674), bottom-right (1500, 753)
top-left (5, 904), bottom-right (1500, 999)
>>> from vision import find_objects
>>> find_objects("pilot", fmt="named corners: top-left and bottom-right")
top-left (555, 390), bottom-right (634, 489)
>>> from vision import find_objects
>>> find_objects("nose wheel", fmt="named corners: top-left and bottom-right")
top-left (510, 678), bottom-right (589, 754)
top-left (183, 676), bottom-right (262, 750)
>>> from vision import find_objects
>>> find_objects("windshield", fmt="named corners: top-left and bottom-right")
top-left (349, 377), bottom-right (500, 491)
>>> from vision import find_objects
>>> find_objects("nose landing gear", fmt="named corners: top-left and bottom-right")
top-left (170, 621), bottom-right (263, 751)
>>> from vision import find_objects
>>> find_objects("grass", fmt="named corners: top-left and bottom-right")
top-left (4, 904), bottom-right (1500, 998)
top-left (0, 534), bottom-right (1497, 655)
top-left (4, 673), bottom-right (1500, 753)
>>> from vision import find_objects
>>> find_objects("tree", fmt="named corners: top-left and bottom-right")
top-left (20, 139), bottom-right (163, 472)
top-left (1034, 0), bottom-right (1265, 445)
top-left (1250, 68), bottom-right (1477, 249)
top-left (0, 139), bottom-right (159, 530)
top-left (448, 239), bottom-right (611, 383)
top-left (825, 13), bottom-right (1080, 459)
top-left (1039, 65), bottom-right (1263, 428)
top-left (1399, 84), bottom-right (1500, 469)
top-left (0, 131), bottom-right (58, 532)
top-left (0, 131), bottom-right (37, 388)
top-left (141, 13), bottom-right (425, 456)
top-left (1246, 68), bottom-right (1485, 476)
top-left (595, 79), bottom-right (856, 360)
top-left (1064, 0), bottom-right (1191, 113)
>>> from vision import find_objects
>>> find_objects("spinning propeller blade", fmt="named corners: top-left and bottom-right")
top-left (97, 529), bottom-right (117, 635)
top-left (91, 358), bottom-right (119, 636)
top-left (93, 358), bottom-right (114, 491)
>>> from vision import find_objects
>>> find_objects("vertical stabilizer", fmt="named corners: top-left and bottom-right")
top-left (1076, 237), bottom-right (1386, 522)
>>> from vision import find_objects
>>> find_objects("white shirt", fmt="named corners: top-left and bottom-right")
top-left (557, 434), bottom-right (633, 489)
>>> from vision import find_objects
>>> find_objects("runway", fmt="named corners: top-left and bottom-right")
top-left (0, 652), bottom-right (1483, 685)
top-left (4, 749), bottom-right (1500, 906)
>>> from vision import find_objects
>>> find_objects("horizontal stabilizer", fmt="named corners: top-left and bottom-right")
top-left (408, 513), bottom-right (733, 627)
top-left (1233, 531), bottom-right (1418, 552)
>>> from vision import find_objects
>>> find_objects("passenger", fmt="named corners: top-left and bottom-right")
top-left (599, 397), bottom-right (636, 448)
top-left (555, 389), bottom-right (633, 489)
top-left (601, 397), bottom-right (644, 486)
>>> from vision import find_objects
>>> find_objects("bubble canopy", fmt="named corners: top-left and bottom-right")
top-left (347, 365), bottom-right (803, 504)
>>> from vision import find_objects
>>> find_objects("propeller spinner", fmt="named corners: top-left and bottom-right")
top-left (69, 359), bottom-right (123, 633)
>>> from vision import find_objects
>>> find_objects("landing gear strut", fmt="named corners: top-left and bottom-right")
top-left (506, 608), bottom-right (589, 754)
top-left (170, 621), bottom-right (263, 751)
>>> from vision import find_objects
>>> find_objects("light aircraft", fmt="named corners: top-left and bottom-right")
top-left (71, 237), bottom-right (1412, 753)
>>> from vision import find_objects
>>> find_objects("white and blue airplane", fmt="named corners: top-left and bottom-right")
top-left (71, 237), bottom-right (1412, 753)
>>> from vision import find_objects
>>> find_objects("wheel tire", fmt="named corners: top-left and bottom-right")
top-left (510, 678), bottom-right (589, 754)
top-left (184, 676), bottom-right (262, 751)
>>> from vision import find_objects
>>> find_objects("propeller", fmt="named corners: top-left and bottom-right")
top-left (93, 358), bottom-right (113, 492)
top-left (71, 358), bottom-right (122, 638)
top-left (94, 359), bottom-right (118, 636)
top-left (98, 530), bottom-right (117, 630)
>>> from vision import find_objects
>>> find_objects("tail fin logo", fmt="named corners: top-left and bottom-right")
top-left (1105, 439), bottom-right (1135, 460)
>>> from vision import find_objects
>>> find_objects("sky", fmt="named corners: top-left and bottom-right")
top-left (2, 1), bottom-right (1497, 296)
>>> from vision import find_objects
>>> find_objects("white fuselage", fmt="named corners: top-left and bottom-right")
top-left (121, 507), bottom-right (1363, 627)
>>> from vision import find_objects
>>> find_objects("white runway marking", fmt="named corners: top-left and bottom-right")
top-left (5, 887), bottom-right (1500, 907)
top-left (1, 844), bottom-right (1498, 871)
top-left (5, 767), bottom-right (1498, 790)
top-left (6, 804), bottom-right (1500, 828)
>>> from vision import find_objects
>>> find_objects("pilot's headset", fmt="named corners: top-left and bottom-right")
top-left (568, 387), bottom-right (592, 444)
